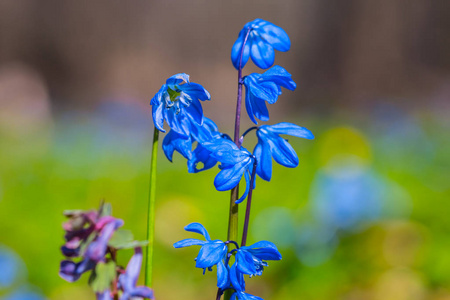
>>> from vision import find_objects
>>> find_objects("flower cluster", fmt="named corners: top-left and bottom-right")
top-left (174, 223), bottom-right (281, 299)
top-left (59, 203), bottom-right (153, 300)
top-left (148, 18), bottom-right (313, 299)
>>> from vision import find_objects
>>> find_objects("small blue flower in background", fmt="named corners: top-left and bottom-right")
top-left (151, 73), bottom-right (211, 135)
top-left (231, 19), bottom-right (290, 69)
top-left (243, 66), bottom-right (296, 124)
top-left (173, 223), bottom-right (228, 288)
top-left (0, 246), bottom-right (24, 288)
top-left (118, 248), bottom-right (154, 300)
top-left (254, 122), bottom-right (314, 181)
top-left (202, 138), bottom-right (255, 203)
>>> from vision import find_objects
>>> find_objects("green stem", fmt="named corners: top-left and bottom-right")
top-left (145, 127), bottom-right (159, 287)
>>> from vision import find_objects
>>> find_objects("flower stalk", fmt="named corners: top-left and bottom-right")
top-left (145, 127), bottom-right (159, 287)
top-left (241, 160), bottom-right (257, 247)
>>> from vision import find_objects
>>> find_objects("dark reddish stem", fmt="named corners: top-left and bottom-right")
top-left (233, 27), bottom-right (252, 146)
top-left (241, 161), bottom-right (258, 247)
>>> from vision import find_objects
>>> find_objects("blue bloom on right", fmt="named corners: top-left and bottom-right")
top-left (253, 123), bottom-right (314, 181)
top-left (231, 19), bottom-right (291, 69)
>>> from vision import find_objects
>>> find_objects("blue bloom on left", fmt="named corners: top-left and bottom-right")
top-left (173, 223), bottom-right (229, 288)
top-left (151, 73), bottom-right (211, 135)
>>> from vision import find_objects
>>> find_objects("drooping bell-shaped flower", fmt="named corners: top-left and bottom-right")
top-left (201, 138), bottom-right (255, 203)
top-left (233, 241), bottom-right (281, 277)
top-left (231, 19), bottom-right (291, 69)
top-left (151, 73), bottom-right (211, 136)
top-left (253, 122), bottom-right (314, 181)
top-left (243, 66), bottom-right (296, 124)
top-left (173, 223), bottom-right (228, 288)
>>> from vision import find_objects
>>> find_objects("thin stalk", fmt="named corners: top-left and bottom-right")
top-left (224, 27), bottom-right (252, 300)
top-left (145, 127), bottom-right (159, 287)
top-left (241, 161), bottom-right (257, 247)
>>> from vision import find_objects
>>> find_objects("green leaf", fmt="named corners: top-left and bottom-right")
top-left (108, 229), bottom-right (148, 250)
top-left (90, 261), bottom-right (116, 293)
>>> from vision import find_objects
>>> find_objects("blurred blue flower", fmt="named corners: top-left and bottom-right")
top-left (254, 122), bottom-right (314, 181)
top-left (150, 73), bottom-right (210, 135)
top-left (173, 223), bottom-right (228, 288)
top-left (311, 161), bottom-right (385, 232)
top-left (3, 286), bottom-right (47, 300)
top-left (243, 66), bottom-right (296, 124)
top-left (231, 19), bottom-right (290, 69)
top-left (202, 139), bottom-right (255, 203)
top-left (0, 246), bottom-right (24, 288)
top-left (118, 247), bottom-right (154, 300)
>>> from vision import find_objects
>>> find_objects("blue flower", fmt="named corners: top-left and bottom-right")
top-left (233, 241), bottom-right (281, 278)
top-left (118, 247), bottom-right (154, 300)
top-left (231, 19), bottom-right (290, 69)
top-left (201, 138), bottom-right (255, 203)
top-left (253, 122), bottom-right (314, 181)
top-left (243, 66), bottom-right (296, 124)
top-left (173, 223), bottom-right (228, 288)
top-left (150, 73), bottom-right (210, 135)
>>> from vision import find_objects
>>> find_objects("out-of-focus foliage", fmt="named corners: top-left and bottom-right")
top-left (0, 97), bottom-right (448, 300)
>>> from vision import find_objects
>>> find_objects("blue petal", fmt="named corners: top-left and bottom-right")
top-left (259, 23), bottom-right (291, 52)
top-left (166, 73), bottom-right (190, 86)
top-left (202, 139), bottom-right (246, 165)
top-left (246, 75), bottom-right (279, 103)
top-left (173, 238), bottom-right (207, 248)
top-left (253, 141), bottom-right (272, 181)
top-left (230, 263), bottom-right (245, 292)
top-left (184, 223), bottom-right (211, 240)
top-left (185, 98), bottom-right (204, 125)
top-left (152, 103), bottom-right (165, 132)
top-left (236, 168), bottom-right (251, 204)
top-left (181, 82), bottom-right (211, 101)
top-left (265, 122), bottom-right (314, 139)
top-left (236, 249), bottom-right (257, 275)
top-left (261, 66), bottom-right (296, 91)
top-left (162, 130), bottom-right (192, 162)
top-left (165, 109), bottom-right (190, 136)
top-left (214, 158), bottom-right (251, 191)
top-left (251, 95), bottom-right (270, 121)
top-left (268, 136), bottom-right (299, 168)
top-left (150, 85), bottom-right (166, 106)
top-left (195, 241), bottom-right (227, 268)
top-left (188, 144), bottom-right (218, 173)
top-left (250, 35), bottom-right (275, 69)
top-left (244, 87), bottom-right (258, 124)
top-left (244, 241), bottom-right (282, 260)
top-left (231, 33), bottom-right (251, 70)
top-left (216, 260), bottom-right (229, 289)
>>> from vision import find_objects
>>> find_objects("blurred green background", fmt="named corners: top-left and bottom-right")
top-left (0, 1), bottom-right (449, 299)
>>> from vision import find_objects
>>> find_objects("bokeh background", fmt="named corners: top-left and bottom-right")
top-left (0, 1), bottom-right (449, 299)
